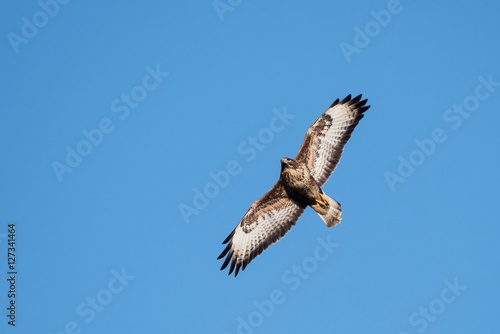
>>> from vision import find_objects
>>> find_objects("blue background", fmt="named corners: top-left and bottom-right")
top-left (1, 1), bottom-right (499, 333)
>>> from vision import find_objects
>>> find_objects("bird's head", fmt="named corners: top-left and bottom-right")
top-left (281, 157), bottom-right (298, 169)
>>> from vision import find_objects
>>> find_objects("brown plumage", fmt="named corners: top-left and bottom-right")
top-left (218, 94), bottom-right (370, 276)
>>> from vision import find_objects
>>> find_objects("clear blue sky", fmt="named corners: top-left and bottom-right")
top-left (1, 1), bottom-right (500, 333)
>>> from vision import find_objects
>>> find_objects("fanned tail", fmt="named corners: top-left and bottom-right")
top-left (311, 193), bottom-right (342, 228)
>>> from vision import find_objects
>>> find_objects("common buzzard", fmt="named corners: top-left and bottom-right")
top-left (218, 94), bottom-right (370, 276)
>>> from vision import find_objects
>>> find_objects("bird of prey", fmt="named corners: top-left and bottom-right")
top-left (218, 94), bottom-right (370, 276)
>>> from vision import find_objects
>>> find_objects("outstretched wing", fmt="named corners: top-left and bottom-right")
top-left (295, 94), bottom-right (370, 187)
top-left (218, 182), bottom-right (306, 277)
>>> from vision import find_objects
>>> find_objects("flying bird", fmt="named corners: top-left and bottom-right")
top-left (218, 94), bottom-right (370, 276)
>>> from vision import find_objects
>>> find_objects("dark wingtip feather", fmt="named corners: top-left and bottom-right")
top-left (358, 105), bottom-right (370, 113)
top-left (352, 99), bottom-right (367, 109)
top-left (222, 229), bottom-right (235, 244)
top-left (242, 258), bottom-right (249, 271)
top-left (220, 250), bottom-right (233, 270)
top-left (217, 243), bottom-right (232, 260)
top-left (228, 256), bottom-right (237, 275)
top-left (340, 94), bottom-right (352, 104)
top-left (235, 262), bottom-right (241, 277)
top-left (330, 98), bottom-right (340, 108)
top-left (351, 94), bottom-right (362, 104)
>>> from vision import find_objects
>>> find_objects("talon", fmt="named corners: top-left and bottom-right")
top-left (316, 193), bottom-right (329, 208)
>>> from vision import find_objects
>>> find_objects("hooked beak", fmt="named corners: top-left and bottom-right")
top-left (281, 158), bottom-right (292, 167)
